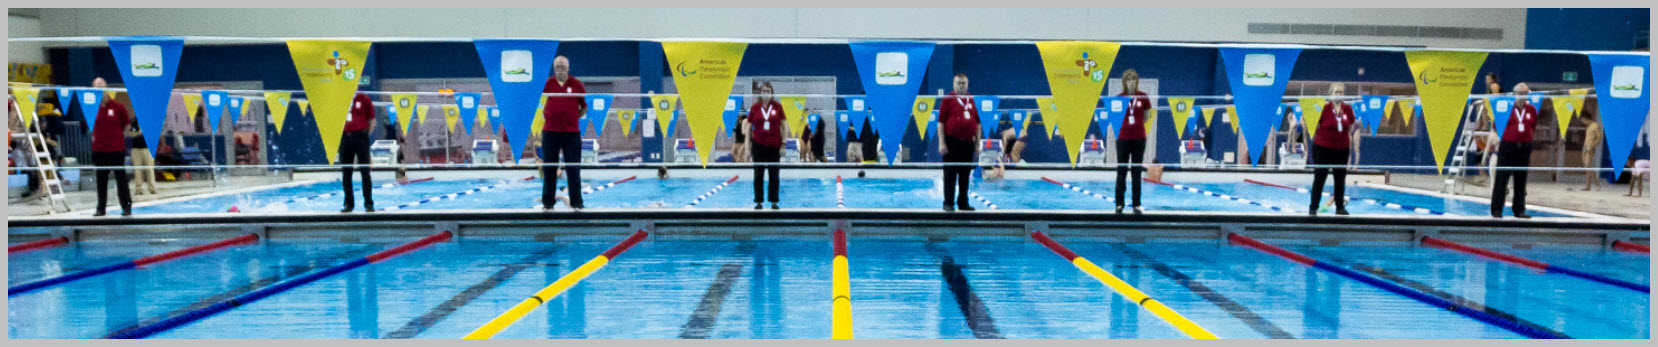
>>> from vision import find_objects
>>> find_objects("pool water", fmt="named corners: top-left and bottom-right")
top-left (127, 177), bottom-right (1568, 217)
top-left (7, 237), bottom-right (1647, 338)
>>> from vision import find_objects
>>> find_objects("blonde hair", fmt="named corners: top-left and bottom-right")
top-left (1121, 69), bottom-right (1140, 91)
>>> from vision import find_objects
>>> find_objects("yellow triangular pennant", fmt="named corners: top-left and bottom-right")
top-left (651, 94), bottom-right (679, 137)
top-left (443, 104), bottom-right (460, 133)
top-left (617, 109), bottom-right (636, 136)
top-left (264, 91), bottom-right (292, 134)
top-left (1034, 41), bottom-right (1122, 165)
top-left (1405, 50), bottom-right (1488, 174)
top-left (392, 94), bottom-right (417, 136)
top-left (1034, 96), bottom-right (1058, 140)
top-left (183, 93), bottom-right (202, 124)
top-left (1169, 97), bottom-right (1195, 138)
top-left (10, 86), bottom-right (40, 129)
top-left (781, 96), bottom-right (810, 139)
top-left (1298, 97), bottom-right (1327, 139)
top-left (286, 40), bottom-right (371, 165)
top-left (662, 41), bottom-right (748, 166)
top-left (911, 96), bottom-right (936, 139)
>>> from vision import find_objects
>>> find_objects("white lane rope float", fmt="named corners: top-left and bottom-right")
top-left (967, 192), bottom-right (999, 210)
top-left (530, 176), bottom-right (639, 209)
top-left (835, 176), bottom-right (846, 209)
top-left (1242, 179), bottom-right (1448, 215)
top-left (1145, 179), bottom-right (1294, 214)
top-left (683, 175), bottom-right (741, 208)
top-left (1040, 177), bottom-right (1118, 204)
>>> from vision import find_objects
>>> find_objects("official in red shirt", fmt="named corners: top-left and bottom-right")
top-left (1309, 83), bottom-right (1357, 216)
top-left (1114, 69), bottom-right (1153, 214)
top-left (1492, 83), bottom-right (1539, 218)
top-left (938, 73), bottom-right (980, 211)
top-left (339, 92), bottom-right (377, 212)
top-left (539, 56), bottom-right (587, 210)
top-left (88, 77), bottom-right (133, 216)
top-left (746, 81), bottom-right (785, 209)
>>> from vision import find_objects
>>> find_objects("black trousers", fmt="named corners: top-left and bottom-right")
top-left (1309, 144), bottom-right (1349, 210)
top-left (942, 137), bottom-right (976, 206)
top-left (339, 130), bottom-right (373, 209)
top-left (93, 151), bottom-right (131, 212)
top-left (752, 144), bottom-right (781, 203)
top-left (1114, 139), bottom-right (1146, 207)
top-left (1491, 141), bottom-right (1532, 216)
top-left (542, 131), bottom-right (583, 208)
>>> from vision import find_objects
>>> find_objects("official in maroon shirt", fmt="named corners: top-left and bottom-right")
top-left (88, 77), bottom-right (133, 216)
top-left (339, 92), bottom-right (376, 212)
top-left (747, 81), bottom-right (785, 209)
top-left (1492, 83), bottom-right (1540, 218)
top-left (938, 73), bottom-right (981, 211)
top-left (1114, 69), bottom-right (1153, 214)
top-left (1309, 83), bottom-right (1357, 216)
top-left (541, 56), bottom-right (587, 210)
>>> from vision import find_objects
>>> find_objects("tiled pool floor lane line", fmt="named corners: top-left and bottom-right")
top-left (109, 231), bottom-right (454, 339)
top-left (1225, 233), bottom-right (1569, 339)
top-left (465, 230), bottom-right (649, 339)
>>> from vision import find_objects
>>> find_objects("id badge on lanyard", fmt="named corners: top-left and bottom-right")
top-left (763, 106), bottom-right (773, 131)
top-left (1333, 105), bottom-right (1344, 132)
top-left (1517, 108), bottom-right (1527, 132)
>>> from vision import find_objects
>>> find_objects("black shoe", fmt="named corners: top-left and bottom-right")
top-left (1491, 211), bottom-right (1503, 218)
top-left (341, 207), bottom-right (353, 213)
top-left (1513, 212), bottom-right (1531, 219)
top-left (364, 206), bottom-right (375, 213)
top-left (958, 204), bottom-right (976, 211)
top-left (1309, 205), bottom-right (1318, 216)
top-left (121, 210), bottom-right (132, 216)
top-left (944, 203), bottom-right (955, 212)
top-left (1132, 206), bottom-right (1143, 215)
top-left (1335, 208), bottom-right (1349, 216)
top-left (94, 210), bottom-right (106, 217)
top-left (755, 203), bottom-right (764, 210)
top-left (570, 204), bottom-right (583, 211)
top-left (771, 203), bottom-right (780, 210)
top-left (543, 204), bottom-right (555, 211)
top-left (1115, 206), bottom-right (1124, 214)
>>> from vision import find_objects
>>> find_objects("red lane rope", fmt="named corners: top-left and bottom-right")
top-left (832, 229), bottom-right (847, 257)
top-left (9, 237), bottom-right (69, 254)
top-left (365, 231), bottom-right (453, 263)
top-left (1612, 241), bottom-right (1649, 254)
top-left (1243, 179), bottom-right (1298, 190)
top-left (1420, 237), bottom-right (1549, 270)
top-left (133, 234), bottom-right (260, 267)
top-left (1226, 234), bottom-right (1317, 265)
top-left (1030, 231), bottom-right (1079, 261)
top-left (601, 230), bottom-right (650, 259)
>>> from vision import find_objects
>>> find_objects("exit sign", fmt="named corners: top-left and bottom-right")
top-left (1562, 71), bottom-right (1578, 82)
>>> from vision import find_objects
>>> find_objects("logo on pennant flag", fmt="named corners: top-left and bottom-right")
top-left (130, 45), bottom-right (164, 77)
top-left (391, 94), bottom-right (417, 136)
top-left (875, 52), bottom-right (908, 85)
top-left (500, 50), bottom-right (533, 82)
top-left (1610, 66), bottom-right (1644, 98)
top-left (1169, 97), bottom-right (1195, 138)
top-left (1242, 54), bottom-right (1275, 86)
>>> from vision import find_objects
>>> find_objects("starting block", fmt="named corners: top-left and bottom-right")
top-left (582, 139), bottom-right (599, 164)
top-left (370, 140), bottom-right (399, 166)
top-left (471, 139), bottom-right (499, 165)
top-left (1078, 139), bottom-right (1107, 167)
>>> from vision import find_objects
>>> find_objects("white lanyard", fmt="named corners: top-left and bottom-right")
top-left (760, 104), bottom-right (775, 121)
top-left (1333, 104), bottom-right (1344, 132)
top-left (957, 96), bottom-right (973, 119)
top-left (1516, 106), bottom-right (1528, 132)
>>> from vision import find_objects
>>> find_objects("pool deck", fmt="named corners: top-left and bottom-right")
top-left (1386, 173), bottom-right (1652, 220)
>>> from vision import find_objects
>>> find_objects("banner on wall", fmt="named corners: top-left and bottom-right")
top-left (849, 41), bottom-right (935, 165)
top-left (721, 96), bottom-right (743, 137)
top-left (1405, 50), bottom-right (1487, 173)
top-left (651, 94), bottom-right (680, 137)
top-left (780, 96), bottom-right (810, 138)
top-left (474, 39), bottom-right (559, 161)
top-left (201, 90), bottom-right (228, 134)
top-left (910, 96), bottom-right (935, 139)
top-left (586, 94), bottom-right (613, 136)
top-left (1219, 46), bottom-right (1301, 164)
top-left (1298, 97), bottom-right (1327, 139)
top-left (617, 109), bottom-right (638, 136)
top-left (443, 104), bottom-right (460, 133)
top-left (77, 88), bottom-right (105, 131)
top-left (1588, 53), bottom-right (1651, 180)
top-left (1035, 41), bottom-right (1121, 164)
top-left (109, 37), bottom-right (185, 153)
top-left (391, 94), bottom-right (416, 136)
top-left (1358, 95), bottom-right (1388, 135)
top-left (10, 86), bottom-right (39, 129)
top-left (264, 92), bottom-right (292, 134)
top-left (1168, 97), bottom-right (1195, 138)
top-left (1486, 96), bottom-right (1516, 139)
top-left (452, 92), bottom-right (481, 136)
top-left (287, 39), bottom-right (371, 164)
top-left (663, 41), bottom-right (748, 165)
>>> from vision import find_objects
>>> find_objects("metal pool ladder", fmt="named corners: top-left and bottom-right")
top-left (11, 98), bottom-right (71, 213)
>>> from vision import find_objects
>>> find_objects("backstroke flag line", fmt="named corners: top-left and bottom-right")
top-left (287, 39), bottom-right (371, 164)
top-left (663, 41), bottom-right (748, 166)
top-left (1168, 97), bottom-right (1195, 138)
top-left (201, 90), bottom-right (228, 135)
top-left (265, 91), bottom-right (292, 134)
top-left (1405, 50), bottom-right (1487, 174)
top-left (1588, 53), bottom-right (1651, 181)
top-left (474, 39), bottom-right (559, 161)
top-left (849, 41), bottom-right (935, 165)
top-left (391, 94), bottom-right (417, 136)
top-left (1219, 46), bottom-right (1301, 165)
top-left (108, 36), bottom-right (185, 154)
